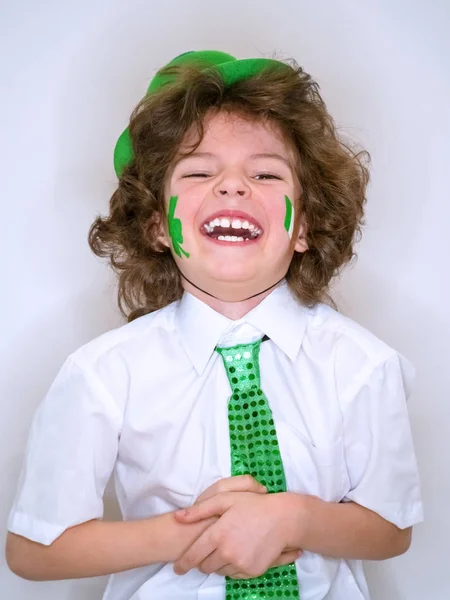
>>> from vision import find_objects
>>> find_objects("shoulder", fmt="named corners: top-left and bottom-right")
top-left (306, 301), bottom-right (399, 368)
top-left (32, 303), bottom-right (179, 433)
top-left (68, 301), bottom-right (178, 371)
top-left (308, 303), bottom-right (395, 364)
top-left (305, 302), bottom-right (414, 397)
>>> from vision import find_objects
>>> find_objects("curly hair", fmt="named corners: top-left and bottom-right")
top-left (89, 60), bottom-right (370, 321)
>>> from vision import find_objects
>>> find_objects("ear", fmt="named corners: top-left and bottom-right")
top-left (148, 212), bottom-right (170, 250)
top-left (294, 216), bottom-right (309, 253)
top-left (157, 224), bottom-right (170, 249)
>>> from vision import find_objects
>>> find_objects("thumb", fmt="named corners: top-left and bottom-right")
top-left (233, 474), bottom-right (267, 494)
top-left (174, 495), bottom-right (230, 523)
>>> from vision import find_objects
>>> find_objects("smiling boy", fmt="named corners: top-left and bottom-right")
top-left (162, 110), bottom-right (307, 310)
top-left (6, 50), bottom-right (423, 600)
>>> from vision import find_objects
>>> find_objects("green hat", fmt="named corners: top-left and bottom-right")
top-left (113, 50), bottom-right (288, 178)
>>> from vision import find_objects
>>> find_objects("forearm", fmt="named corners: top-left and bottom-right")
top-left (282, 493), bottom-right (412, 560)
top-left (6, 513), bottom-right (215, 581)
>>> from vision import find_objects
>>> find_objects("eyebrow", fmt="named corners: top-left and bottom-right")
top-left (174, 151), bottom-right (292, 168)
top-left (249, 153), bottom-right (292, 168)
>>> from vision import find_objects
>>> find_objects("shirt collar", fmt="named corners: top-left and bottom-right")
top-left (175, 292), bottom-right (231, 375)
top-left (175, 280), bottom-right (309, 375)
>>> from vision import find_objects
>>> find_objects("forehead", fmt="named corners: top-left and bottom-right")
top-left (180, 110), bottom-right (293, 155)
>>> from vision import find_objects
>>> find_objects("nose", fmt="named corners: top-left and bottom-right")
top-left (213, 170), bottom-right (250, 198)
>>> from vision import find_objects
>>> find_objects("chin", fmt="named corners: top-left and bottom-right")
top-left (209, 266), bottom-right (259, 284)
top-left (205, 270), bottom-right (280, 300)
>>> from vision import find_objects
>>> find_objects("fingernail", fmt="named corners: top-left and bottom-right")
top-left (176, 509), bottom-right (188, 517)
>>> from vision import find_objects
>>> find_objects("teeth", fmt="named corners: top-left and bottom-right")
top-left (205, 217), bottom-right (258, 231)
top-left (203, 216), bottom-right (263, 239)
top-left (216, 235), bottom-right (245, 243)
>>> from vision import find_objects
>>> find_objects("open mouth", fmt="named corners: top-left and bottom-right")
top-left (201, 215), bottom-right (263, 243)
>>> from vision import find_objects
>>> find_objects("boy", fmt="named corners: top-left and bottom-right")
top-left (6, 50), bottom-right (423, 600)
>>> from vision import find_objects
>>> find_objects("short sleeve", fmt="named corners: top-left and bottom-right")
top-left (7, 356), bottom-right (122, 545)
top-left (341, 352), bottom-right (424, 529)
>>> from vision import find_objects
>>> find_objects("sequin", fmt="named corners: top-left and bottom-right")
top-left (217, 340), bottom-right (300, 599)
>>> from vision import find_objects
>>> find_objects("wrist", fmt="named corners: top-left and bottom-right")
top-left (140, 513), bottom-right (177, 563)
top-left (163, 512), bottom-right (217, 562)
top-left (277, 492), bottom-right (322, 549)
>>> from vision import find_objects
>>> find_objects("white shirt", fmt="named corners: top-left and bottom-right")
top-left (8, 281), bottom-right (423, 600)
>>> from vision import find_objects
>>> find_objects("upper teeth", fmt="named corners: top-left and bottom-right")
top-left (204, 217), bottom-right (261, 237)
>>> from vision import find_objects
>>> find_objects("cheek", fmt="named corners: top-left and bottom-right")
top-left (266, 195), bottom-right (295, 236)
top-left (168, 193), bottom-right (197, 226)
top-left (283, 195), bottom-right (295, 240)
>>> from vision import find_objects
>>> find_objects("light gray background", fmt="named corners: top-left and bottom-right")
top-left (1, 0), bottom-right (449, 598)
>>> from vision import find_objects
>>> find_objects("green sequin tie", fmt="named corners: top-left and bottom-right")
top-left (216, 338), bottom-right (300, 600)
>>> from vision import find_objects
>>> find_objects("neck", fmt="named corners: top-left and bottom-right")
top-left (180, 275), bottom-right (284, 319)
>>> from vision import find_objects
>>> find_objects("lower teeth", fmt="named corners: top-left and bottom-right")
top-left (217, 235), bottom-right (246, 242)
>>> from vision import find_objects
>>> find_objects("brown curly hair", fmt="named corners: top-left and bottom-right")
top-left (89, 59), bottom-right (370, 321)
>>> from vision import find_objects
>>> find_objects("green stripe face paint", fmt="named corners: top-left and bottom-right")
top-left (168, 196), bottom-right (190, 258)
top-left (284, 195), bottom-right (294, 239)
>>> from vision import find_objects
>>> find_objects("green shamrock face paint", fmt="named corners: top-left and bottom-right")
top-left (168, 196), bottom-right (190, 258)
top-left (284, 195), bottom-right (295, 239)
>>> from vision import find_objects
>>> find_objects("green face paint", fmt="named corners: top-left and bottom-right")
top-left (168, 195), bottom-right (190, 258)
top-left (284, 195), bottom-right (294, 239)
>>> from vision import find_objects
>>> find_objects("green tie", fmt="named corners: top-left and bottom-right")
top-left (216, 338), bottom-right (300, 600)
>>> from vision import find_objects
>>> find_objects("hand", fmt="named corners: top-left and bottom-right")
top-left (173, 491), bottom-right (303, 579)
top-left (170, 475), bottom-right (268, 563)
top-left (170, 476), bottom-right (268, 564)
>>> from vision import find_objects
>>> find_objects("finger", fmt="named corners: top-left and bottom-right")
top-left (173, 529), bottom-right (217, 575)
top-left (196, 475), bottom-right (267, 504)
top-left (215, 564), bottom-right (241, 577)
top-left (225, 550), bottom-right (303, 579)
top-left (217, 475), bottom-right (267, 495)
top-left (227, 558), bottom-right (301, 580)
top-left (174, 495), bottom-right (230, 523)
top-left (270, 549), bottom-right (303, 568)
top-left (198, 549), bottom-right (229, 575)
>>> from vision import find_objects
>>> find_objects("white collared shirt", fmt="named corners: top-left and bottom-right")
top-left (8, 282), bottom-right (423, 600)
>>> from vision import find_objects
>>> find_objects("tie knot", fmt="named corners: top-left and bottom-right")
top-left (216, 340), bottom-right (262, 391)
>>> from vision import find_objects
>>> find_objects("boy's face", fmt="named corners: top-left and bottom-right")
top-left (161, 110), bottom-right (308, 301)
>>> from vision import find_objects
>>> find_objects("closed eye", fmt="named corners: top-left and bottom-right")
top-left (182, 172), bottom-right (282, 180)
top-left (254, 173), bottom-right (282, 180)
top-left (183, 173), bottom-right (210, 178)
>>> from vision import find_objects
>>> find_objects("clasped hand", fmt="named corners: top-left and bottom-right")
top-left (172, 475), bottom-right (302, 579)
